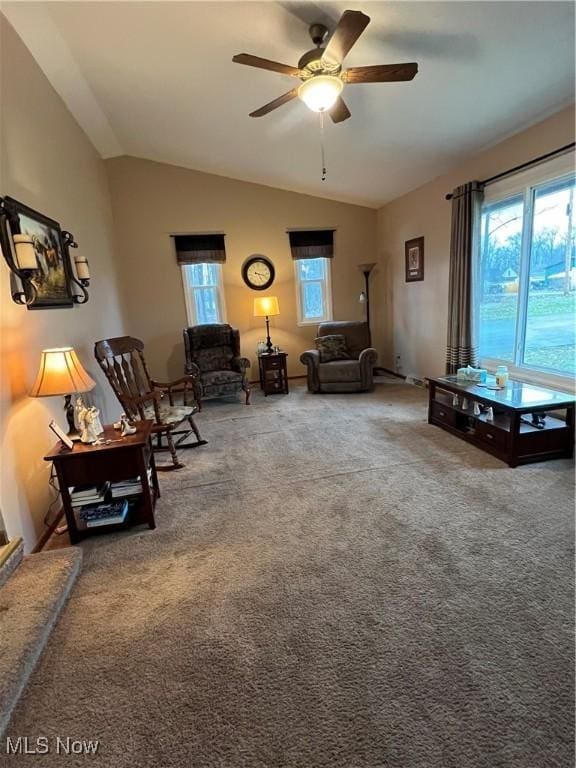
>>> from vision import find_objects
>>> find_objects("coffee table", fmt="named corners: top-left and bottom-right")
top-left (427, 376), bottom-right (575, 467)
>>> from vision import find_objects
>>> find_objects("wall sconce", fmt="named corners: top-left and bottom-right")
top-left (3, 230), bottom-right (39, 306)
top-left (62, 230), bottom-right (90, 304)
top-left (0, 196), bottom-right (90, 308)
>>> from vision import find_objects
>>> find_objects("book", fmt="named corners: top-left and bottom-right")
top-left (110, 488), bottom-right (142, 498)
top-left (70, 482), bottom-right (111, 507)
top-left (71, 492), bottom-right (110, 508)
top-left (86, 510), bottom-right (128, 528)
top-left (109, 469), bottom-right (153, 498)
top-left (70, 481), bottom-right (110, 498)
top-left (78, 499), bottom-right (128, 527)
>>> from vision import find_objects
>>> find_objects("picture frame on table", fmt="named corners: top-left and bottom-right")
top-left (49, 419), bottom-right (74, 451)
top-left (405, 236), bottom-right (424, 282)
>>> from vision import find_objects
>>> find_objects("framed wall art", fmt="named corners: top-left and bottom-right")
top-left (405, 236), bottom-right (424, 282)
top-left (1, 196), bottom-right (75, 308)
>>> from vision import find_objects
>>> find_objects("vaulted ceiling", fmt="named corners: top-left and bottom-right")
top-left (3, 1), bottom-right (575, 207)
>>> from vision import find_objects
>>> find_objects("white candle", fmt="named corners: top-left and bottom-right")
top-left (74, 255), bottom-right (90, 281)
top-left (13, 234), bottom-right (37, 270)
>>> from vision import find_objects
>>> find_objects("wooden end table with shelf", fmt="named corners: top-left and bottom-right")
top-left (44, 420), bottom-right (159, 544)
top-left (258, 352), bottom-right (289, 396)
top-left (427, 376), bottom-right (575, 467)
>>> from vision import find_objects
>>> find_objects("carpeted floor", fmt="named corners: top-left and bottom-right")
top-left (4, 382), bottom-right (575, 767)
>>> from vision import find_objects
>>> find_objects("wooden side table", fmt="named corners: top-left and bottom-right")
top-left (258, 352), bottom-right (289, 396)
top-left (44, 420), bottom-right (159, 544)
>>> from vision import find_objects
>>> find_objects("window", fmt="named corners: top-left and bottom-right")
top-left (173, 233), bottom-right (226, 325)
top-left (477, 159), bottom-right (575, 380)
top-left (294, 257), bottom-right (333, 324)
top-left (181, 262), bottom-right (225, 325)
top-left (288, 229), bottom-right (335, 324)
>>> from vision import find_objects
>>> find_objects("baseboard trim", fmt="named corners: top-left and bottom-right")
top-left (32, 508), bottom-right (65, 554)
top-left (375, 367), bottom-right (406, 380)
top-left (249, 375), bottom-right (307, 386)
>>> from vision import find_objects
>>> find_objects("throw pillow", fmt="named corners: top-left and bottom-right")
top-left (315, 334), bottom-right (351, 363)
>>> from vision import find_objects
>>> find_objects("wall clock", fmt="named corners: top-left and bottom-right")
top-left (242, 255), bottom-right (275, 291)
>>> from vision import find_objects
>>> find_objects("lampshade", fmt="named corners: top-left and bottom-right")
top-left (358, 262), bottom-right (377, 274)
top-left (30, 347), bottom-right (96, 397)
top-left (298, 76), bottom-right (343, 113)
top-left (254, 296), bottom-right (280, 317)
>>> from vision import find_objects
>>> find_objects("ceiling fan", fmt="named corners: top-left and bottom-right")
top-left (232, 9), bottom-right (418, 124)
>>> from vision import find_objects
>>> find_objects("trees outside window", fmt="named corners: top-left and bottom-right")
top-left (477, 174), bottom-right (575, 377)
top-left (182, 263), bottom-right (225, 325)
top-left (294, 258), bottom-right (333, 324)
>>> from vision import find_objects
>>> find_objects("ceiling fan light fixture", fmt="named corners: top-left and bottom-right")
top-left (298, 75), bottom-right (343, 113)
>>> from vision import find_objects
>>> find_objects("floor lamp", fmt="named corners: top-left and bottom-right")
top-left (358, 263), bottom-right (376, 346)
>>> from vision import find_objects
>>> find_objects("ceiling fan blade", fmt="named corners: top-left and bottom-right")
top-left (344, 63), bottom-right (418, 84)
top-left (249, 88), bottom-right (299, 117)
top-left (322, 10), bottom-right (370, 66)
top-left (233, 53), bottom-right (303, 78)
top-left (330, 96), bottom-right (351, 124)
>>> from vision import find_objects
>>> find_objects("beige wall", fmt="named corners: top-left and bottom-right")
top-left (105, 157), bottom-right (378, 380)
top-left (377, 106), bottom-right (576, 379)
top-left (0, 19), bottom-right (126, 551)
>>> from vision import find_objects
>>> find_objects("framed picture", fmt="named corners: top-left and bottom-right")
top-left (405, 237), bottom-right (424, 282)
top-left (3, 197), bottom-right (74, 309)
top-left (49, 420), bottom-right (74, 451)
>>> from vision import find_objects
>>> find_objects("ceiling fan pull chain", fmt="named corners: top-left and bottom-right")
top-left (320, 111), bottom-right (327, 181)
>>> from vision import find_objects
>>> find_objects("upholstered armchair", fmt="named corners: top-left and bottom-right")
top-left (183, 324), bottom-right (250, 409)
top-left (300, 321), bottom-right (378, 393)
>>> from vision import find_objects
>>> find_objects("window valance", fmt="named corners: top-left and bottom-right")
top-left (174, 234), bottom-right (226, 264)
top-left (288, 229), bottom-right (335, 259)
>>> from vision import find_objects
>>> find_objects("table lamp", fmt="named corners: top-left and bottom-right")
top-left (254, 296), bottom-right (280, 354)
top-left (29, 347), bottom-right (96, 438)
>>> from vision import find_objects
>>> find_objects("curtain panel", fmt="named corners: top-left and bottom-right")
top-left (446, 181), bottom-right (483, 374)
top-left (288, 230), bottom-right (335, 259)
top-left (174, 234), bottom-right (226, 264)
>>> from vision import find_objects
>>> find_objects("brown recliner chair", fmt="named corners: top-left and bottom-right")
top-left (300, 321), bottom-right (377, 393)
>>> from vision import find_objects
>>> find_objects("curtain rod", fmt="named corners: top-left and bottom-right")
top-left (445, 142), bottom-right (576, 200)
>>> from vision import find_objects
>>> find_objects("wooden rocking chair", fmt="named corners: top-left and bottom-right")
top-left (94, 336), bottom-right (206, 470)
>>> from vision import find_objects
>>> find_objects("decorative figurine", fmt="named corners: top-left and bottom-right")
top-left (452, 394), bottom-right (459, 408)
top-left (113, 414), bottom-right (125, 430)
top-left (473, 402), bottom-right (481, 416)
top-left (120, 414), bottom-right (137, 436)
top-left (461, 397), bottom-right (469, 410)
top-left (486, 406), bottom-right (494, 422)
top-left (80, 408), bottom-right (99, 444)
top-left (74, 396), bottom-right (86, 431)
top-left (88, 406), bottom-right (104, 436)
